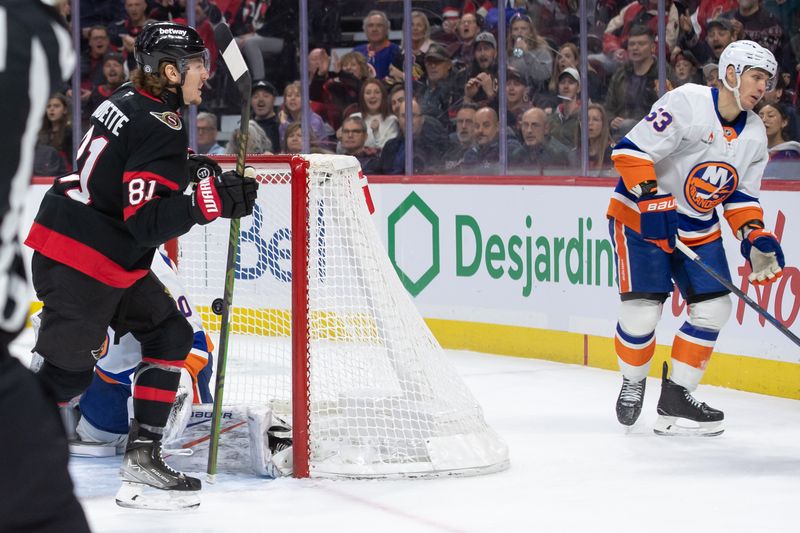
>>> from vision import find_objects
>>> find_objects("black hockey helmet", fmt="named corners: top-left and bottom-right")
top-left (134, 21), bottom-right (209, 76)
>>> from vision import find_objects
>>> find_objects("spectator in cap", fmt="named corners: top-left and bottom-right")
top-left (506, 13), bottom-right (553, 92)
top-left (418, 43), bottom-right (466, 129)
top-left (548, 67), bottom-right (581, 150)
top-left (671, 49), bottom-right (702, 86)
top-left (251, 80), bottom-right (281, 152)
top-left (87, 52), bottom-right (127, 115)
top-left (353, 10), bottom-right (402, 79)
top-left (448, 12), bottom-right (481, 68)
top-left (431, 6), bottom-right (461, 46)
top-left (506, 67), bottom-right (531, 130)
top-left (548, 43), bottom-right (604, 106)
top-left (678, 17), bottom-right (736, 65)
top-left (464, 32), bottom-right (498, 108)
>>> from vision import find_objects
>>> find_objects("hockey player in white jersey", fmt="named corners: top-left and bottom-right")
top-left (49, 251), bottom-right (214, 458)
top-left (606, 40), bottom-right (788, 436)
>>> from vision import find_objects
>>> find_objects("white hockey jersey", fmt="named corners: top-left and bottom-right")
top-left (94, 251), bottom-right (213, 402)
top-left (607, 83), bottom-right (766, 246)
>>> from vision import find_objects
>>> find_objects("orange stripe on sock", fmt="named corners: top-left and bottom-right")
top-left (613, 220), bottom-right (631, 293)
top-left (615, 336), bottom-right (655, 366)
top-left (671, 336), bottom-right (713, 370)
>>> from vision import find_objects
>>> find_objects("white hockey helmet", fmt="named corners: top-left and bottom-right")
top-left (718, 40), bottom-right (778, 86)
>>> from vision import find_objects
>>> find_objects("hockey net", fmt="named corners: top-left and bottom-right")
top-left (173, 154), bottom-right (508, 478)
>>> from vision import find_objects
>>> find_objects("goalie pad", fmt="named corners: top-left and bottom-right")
top-left (162, 370), bottom-right (194, 449)
top-left (247, 407), bottom-right (293, 478)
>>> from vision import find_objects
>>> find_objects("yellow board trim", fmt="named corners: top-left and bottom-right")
top-left (27, 302), bottom-right (799, 399)
top-left (426, 318), bottom-right (800, 400)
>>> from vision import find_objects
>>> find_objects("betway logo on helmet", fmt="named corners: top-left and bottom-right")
top-left (159, 28), bottom-right (187, 36)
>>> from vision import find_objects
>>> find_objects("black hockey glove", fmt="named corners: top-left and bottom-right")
top-left (187, 154), bottom-right (222, 184)
top-left (191, 167), bottom-right (259, 224)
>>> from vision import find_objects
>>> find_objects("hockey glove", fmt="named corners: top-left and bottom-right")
top-left (637, 193), bottom-right (678, 253)
top-left (191, 167), bottom-right (259, 224)
top-left (186, 154), bottom-right (222, 184)
top-left (741, 228), bottom-right (785, 285)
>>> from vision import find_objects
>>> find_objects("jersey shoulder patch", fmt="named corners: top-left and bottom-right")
top-left (149, 111), bottom-right (183, 130)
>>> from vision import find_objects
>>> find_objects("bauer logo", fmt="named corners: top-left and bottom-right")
top-left (683, 161), bottom-right (739, 213)
top-left (388, 192), bottom-right (440, 296)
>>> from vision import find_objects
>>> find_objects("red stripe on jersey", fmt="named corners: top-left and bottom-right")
top-left (133, 385), bottom-right (177, 404)
top-left (122, 171), bottom-right (180, 190)
top-left (135, 88), bottom-right (162, 103)
top-left (123, 201), bottom-right (148, 221)
top-left (25, 222), bottom-right (149, 288)
top-left (142, 357), bottom-right (186, 368)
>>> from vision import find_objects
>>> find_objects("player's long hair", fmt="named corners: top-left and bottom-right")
top-left (130, 65), bottom-right (171, 98)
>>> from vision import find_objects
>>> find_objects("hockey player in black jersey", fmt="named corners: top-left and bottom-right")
top-left (25, 21), bottom-right (258, 510)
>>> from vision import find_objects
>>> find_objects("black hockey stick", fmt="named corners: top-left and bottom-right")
top-left (207, 21), bottom-right (251, 481)
top-left (675, 241), bottom-right (800, 348)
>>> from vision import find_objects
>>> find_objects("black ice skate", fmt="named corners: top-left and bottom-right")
top-left (116, 420), bottom-right (201, 510)
top-left (653, 362), bottom-right (724, 437)
top-left (616, 376), bottom-right (646, 426)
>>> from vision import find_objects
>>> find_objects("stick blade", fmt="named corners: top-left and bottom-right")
top-left (214, 22), bottom-right (251, 92)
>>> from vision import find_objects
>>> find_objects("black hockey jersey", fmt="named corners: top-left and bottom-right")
top-left (26, 84), bottom-right (198, 288)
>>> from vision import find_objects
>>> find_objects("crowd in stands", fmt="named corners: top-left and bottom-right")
top-left (34, 0), bottom-right (800, 177)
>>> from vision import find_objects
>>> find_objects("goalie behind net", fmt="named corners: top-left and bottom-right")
top-left (176, 154), bottom-right (509, 478)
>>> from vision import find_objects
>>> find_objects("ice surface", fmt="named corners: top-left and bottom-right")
top-left (9, 331), bottom-right (800, 532)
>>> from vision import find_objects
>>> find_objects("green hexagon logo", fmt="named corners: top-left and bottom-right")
top-left (387, 192), bottom-right (439, 296)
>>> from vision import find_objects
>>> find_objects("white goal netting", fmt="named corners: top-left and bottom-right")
top-left (176, 154), bottom-right (508, 478)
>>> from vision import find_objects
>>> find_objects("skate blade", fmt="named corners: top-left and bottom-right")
top-left (653, 415), bottom-right (724, 437)
top-left (115, 481), bottom-right (200, 510)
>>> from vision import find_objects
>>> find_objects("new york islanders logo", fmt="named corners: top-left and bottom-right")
top-left (150, 111), bottom-right (182, 130)
top-left (683, 161), bottom-right (739, 213)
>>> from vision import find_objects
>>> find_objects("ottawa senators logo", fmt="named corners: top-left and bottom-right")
top-left (683, 161), bottom-right (739, 213)
top-left (150, 111), bottom-right (182, 130)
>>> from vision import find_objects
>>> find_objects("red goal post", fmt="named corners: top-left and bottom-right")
top-left (170, 154), bottom-right (508, 479)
